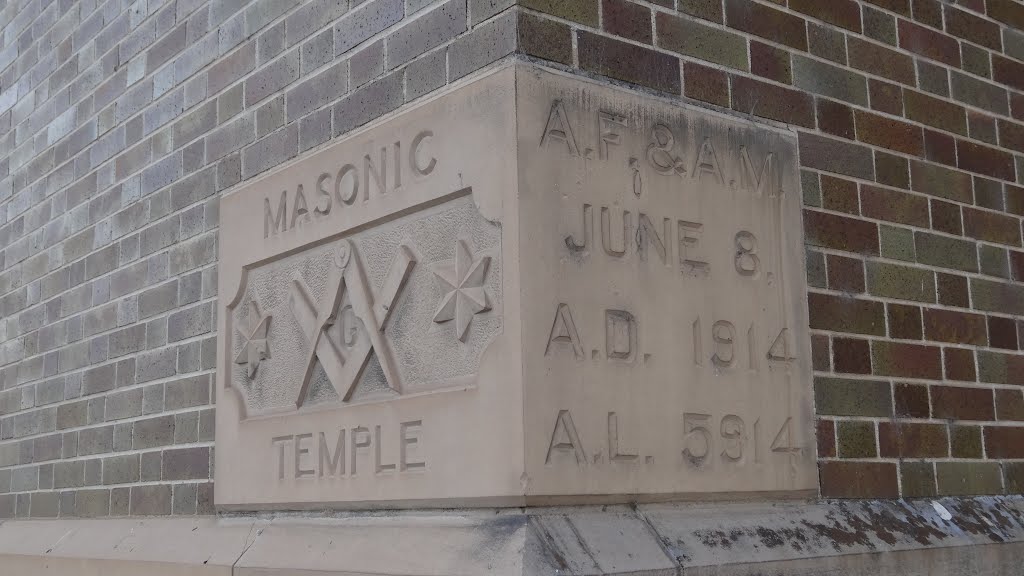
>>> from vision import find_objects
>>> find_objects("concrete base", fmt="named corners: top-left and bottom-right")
top-left (1, 497), bottom-right (1023, 574)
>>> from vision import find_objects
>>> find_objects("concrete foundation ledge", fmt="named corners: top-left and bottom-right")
top-left (0, 497), bottom-right (1022, 575)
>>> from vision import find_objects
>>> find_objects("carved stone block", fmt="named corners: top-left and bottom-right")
top-left (216, 63), bottom-right (816, 510)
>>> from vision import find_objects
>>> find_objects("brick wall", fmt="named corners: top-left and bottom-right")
top-left (0, 0), bottom-right (1023, 518)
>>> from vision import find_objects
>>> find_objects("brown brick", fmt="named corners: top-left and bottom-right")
top-left (827, 254), bottom-right (865, 293)
top-left (996, 388), bottom-right (1024, 421)
top-left (944, 346), bottom-right (977, 381)
top-left (898, 19), bottom-right (961, 67)
top-left (1013, 249), bottom-right (1024, 281)
top-left (895, 382), bottom-right (930, 418)
top-left (602, 0), bottom-right (651, 44)
top-left (903, 90), bottom-right (967, 136)
top-left (522, 0), bottom-right (598, 26)
top-left (860, 185), bottom-right (928, 227)
top-left (657, 12), bottom-right (749, 71)
top-left (879, 422), bottom-right (948, 458)
top-left (998, 120), bottom-right (1024, 155)
top-left (950, 424), bottom-right (982, 458)
top-left (1013, 92), bottom-right (1024, 122)
top-left (988, 0), bottom-right (1024, 29)
top-left (750, 41), bottom-right (791, 84)
top-left (930, 199), bottom-right (963, 235)
top-left (869, 79), bottom-right (904, 116)
top-left (923, 129), bottom-right (957, 166)
top-left (816, 99), bottom-right (855, 140)
top-left (1005, 462), bottom-right (1024, 494)
top-left (817, 419), bottom-right (836, 458)
top-left (518, 13), bottom-right (573, 66)
top-left (804, 210), bottom-right (879, 255)
top-left (679, 0), bottom-right (723, 23)
top-left (1009, 186), bottom-right (1024, 218)
top-left (931, 385), bottom-right (994, 420)
top-left (936, 462), bottom-right (1003, 496)
top-left (957, 139), bottom-right (1016, 181)
top-left (938, 274), bottom-right (969, 310)
top-left (820, 176), bottom-right (859, 214)
top-left (789, 0), bottom-right (861, 32)
top-left (874, 152), bottom-right (910, 189)
top-left (847, 37), bottom-right (914, 85)
top-left (812, 334), bottom-right (831, 371)
top-left (888, 303), bottom-right (923, 340)
top-left (901, 461), bottom-right (937, 498)
top-left (984, 426), bottom-right (1024, 458)
top-left (993, 55), bottom-right (1024, 92)
top-left (808, 293), bottom-right (886, 336)
top-left (989, 316), bottom-right (1019, 350)
top-left (977, 350), bottom-right (1024, 385)
top-left (820, 461), bottom-right (899, 499)
top-left (924, 308), bottom-right (988, 345)
top-left (684, 63), bottom-right (728, 108)
top-left (577, 32), bottom-right (680, 94)
top-left (799, 132), bottom-right (875, 180)
top-left (871, 341), bottom-right (942, 379)
top-left (837, 420), bottom-right (877, 458)
top-left (855, 110), bottom-right (924, 156)
top-left (814, 377), bottom-right (892, 417)
top-left (724, 0), bottom-right (807, 51)
top-left (833, 337), bottom-right (872, 374)
top-left (963, 207), bottom-right (1021, 246)
top-left (732, 76), bottom-right (814, 128)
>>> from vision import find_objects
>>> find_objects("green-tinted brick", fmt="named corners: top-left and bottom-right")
top-left (656, 12), bottom-right (749, 71)
top-left (801, 169), bottom-right (821, 207)
top-left (900, 461), bottom-right (937, 498)
top-left (806, 249), bottom-right (826, 288)
top-left (971, 278), bottom-right (1024, 315)
top-left (814, 377), bottom-right (892, 417)
top-left (520, 0), bottom-right (598, 26)
top-left (866, 261), bottom-right (936, 303)
top-left (837, 420), bottom-right (877, 458)
top-left (915, 231), bottom-right (979, 273)
top-left (950, 425), bottom-right (982, 458)
top-left (880, 225), bottom-right (916, 262)
top-left (977, 350), bottom-right (1024, 385)
top-left (936, 462), bottom-right (1004, 496)
top-left (980, 244), bottom-right (1011, 278)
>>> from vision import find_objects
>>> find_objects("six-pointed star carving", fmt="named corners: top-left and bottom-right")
top-left (432, 239), bottom-right (491, 342)
top-left (235, 301), bottom-right (271, 378)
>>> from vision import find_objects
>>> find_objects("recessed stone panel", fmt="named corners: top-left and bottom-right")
top-left (215, 63), bottom-right (815, 510)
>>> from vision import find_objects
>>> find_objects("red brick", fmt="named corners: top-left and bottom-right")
top-left (816, 98), bottom-right (855, 140)
top-left (923, 130), bottom-right (957, 166)
top-left (684, 62), bottom-right (728, 107)
top-left (798, 132), bottom-right (875, 180)
top-left (860, 185), bottom-right (929, 227)
top-left (855, 111), bottom-right (924, 156)
top-left (895, 382), bottom-right (930, 417)
top-left (848, 37), bottom-right (915, 85)
top-left (888, 303), bottom-right (923, 339)
top-left (989, 315), bottom-right (1020, 350)
top-left (937, 272), bottom-right (970, 307)
top-left (998, 120), bottom-right (1024, 155)
top-left (731, 76), bottom-right (814, 128)
top-left (904, 90), bottom-right (968, 136)
top-left (724, 0), bottom-right (807, 51)
top-left (898, 19), bottom-right (962, 67)
top-left (879, 422), bottom-right (949, 458)
top-left (869, 79), bottom-right (904, 116)
top-left (750, 41), bottom-right (791, 83)
top-left (602, 0), bottom-right (652, 44)
top-left (993, 55), bottom-right (1024, 92)
top-left (996, 388), bottom-right (1024, 421)
top-left (987, 0), bottom-right (1024, 29)
top-left (790, 0), bottom-right (862, 32)
top-left (866, 0), bottom-right (911, 17)
top-left (924, 308), bottom-right (988, 345)
top-left (812, 333), bottom-right (831, 371)
top-left (808, 292), bottom-right (887, 336)
top-left (827, 253), bottom-right (866, 292)
top-left (1011, 249), bottom-right (1024, 281)
top-left (944, 5), bottom-right (1002, 50)
top-left (821, 175), bottom-right (859, 214)
top-left (871, 341), bottom-right (943, 379)
top-left (983, 426), bottom-right (1024, 458)
top-left (957, 0), bottom-right (985, 12)
top-left (956, 139), bottom-right (1016, 181)
top-left (875, 151), bottom-right (910, 189)
top-left (931, 385), bottom-right (994, 420)
top-left (833, 337), bottom-right (872, 374)
top-left (930, 199), bottom-right (963, 235)
top-left (577, 31), bottom-right (680, 94)
top-left (963, 207), bottom-right (1022, 246)
top-left (804, 210), bottom-right (880, 255)
top-left (912, 0), bottom-right (943, 27)
top-left (944, 346), bottom-right (977, 381)
top-left (817, 419), bottom-right (836, 458)
top-left (820, 461), bottom-right (900, 499)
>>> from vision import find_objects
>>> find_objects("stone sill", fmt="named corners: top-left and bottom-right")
top-left (0, 496), bottom-right (1022, 574)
